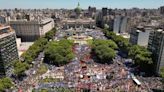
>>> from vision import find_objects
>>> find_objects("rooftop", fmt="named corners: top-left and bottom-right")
top-left (0, 25), bottom-right (12, 32)
top-left (0, 25), bottom-right (15, 39)
top-left (10, 18), bottom-right (53, 24)
top-left (62, 18), bottom-right (95, 23)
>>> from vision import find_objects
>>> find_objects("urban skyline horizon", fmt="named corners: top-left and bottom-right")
top-left (0, 0), bottom-right (164, 9)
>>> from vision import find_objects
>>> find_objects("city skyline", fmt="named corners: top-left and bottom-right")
top-left (0, 0), bottom-right (164, 9)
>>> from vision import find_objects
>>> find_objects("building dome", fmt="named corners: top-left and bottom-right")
top-left (75, 2), bottom-right (81, 14)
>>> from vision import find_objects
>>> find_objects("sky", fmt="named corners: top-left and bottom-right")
top-left (0, 0), bottom-right (163, 9)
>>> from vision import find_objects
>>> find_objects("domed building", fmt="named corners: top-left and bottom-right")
top-left (74, 2), bottom-right (82, 18)
top-left (61, 2), bottom-right (96, 29)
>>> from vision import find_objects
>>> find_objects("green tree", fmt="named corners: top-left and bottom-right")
top-left (113, 35), bottom-right (130, 52)
top-left (21, 37), bottom-right (48, 64)
top-left (160, 67), bottom-right (164, 78)
top-left (160, 67), bottom-right (164, 85)
top-left (22, 53), bottom-right (33, 64)
top-left (94, 45), bottom-right (116, 63)
top-left (106, 31), bottom-right (117, 39)
top-left (129, 45), bottom-right (153, 72)
top-left (37, 64), bottom-right (48, 75)
top-left (45, 28), bottom-right (56, 40)
top-left (102, 29), bottom-right (131, 52)
top-left (13, 60), bottom-right (29, 77)
top-left (45, 31), bottom-right (54, 40)
top-left (92, 40), bottom-right (116, 64)
top-left (0, 77), bottom-right (13, 91)
top-left (44, 40), bottom-right (74, 66)
top-left (92, 40), bottom-right (118, 50)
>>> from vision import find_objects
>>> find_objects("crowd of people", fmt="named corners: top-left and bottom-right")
top-left (34, 43), bottom-right (164, 92)
top-left (33, 28), bottom-right (164, 91)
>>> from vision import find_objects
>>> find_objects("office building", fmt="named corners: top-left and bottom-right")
top-left (0, 16), bottom-right (6, 24)
top-left (102, 8), bottom-right (108, 16)
top-left (148, 29), bottom-right (164, 74)
top-left (88, 6), bottom-right (96, 18)
top-left (120, 17), bottom-right (128, 33)
top-left (113, 16), bottom-right (129, 34)
top-left (108, 9), bottom-right (114, 15)
top-left (129, 26), bottom-right (153, 47)
top-left (10, 18), bottom-right (54, 42)
top-left (160, 6), bottom-right (164, 15)
top-left (113, 16), bottom-right (121, 33)
top-left (88, 6), bottom-right (96, 13)
top-left (0, 25), bottom-right (19, 77)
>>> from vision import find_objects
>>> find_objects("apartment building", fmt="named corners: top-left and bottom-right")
top-left (0, 25), bottom-right (19, 77)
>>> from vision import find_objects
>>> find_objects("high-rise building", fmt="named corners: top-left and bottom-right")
top-left (113, 16), bottom-right (129, 34)
top-left (102, 8), bottom-right (108, 16)
top-left (88, 6), bottom-right (96, 13)
top-left (129, 26), bottom-right (153, 47)
top-left (108, 9), bottom-right (114, 15)
top-left (113, 16), bottom-right (121, 33)
top-left (159, 6), bottom-right (164, 15)
top-left (120, 17), bottom-right (128, 33)
top-left (0, 25), bottom-right (19, 77)
top-left (148, 29), bottom-right (164, 74)
top-left (0, 16), bottom-right (6, 24)
top-left (88, 6), bottom-right (96, 18)
top-left (10, 18), bottom-right (54, 42)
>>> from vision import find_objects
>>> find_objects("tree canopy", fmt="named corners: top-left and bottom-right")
top-left (36, 64), bottom-right (48, 75)
top-left (102, 28), bottom-right (131, 52)
top-left (160, 67), bottom-right (164, 78)
top-left (13, 60), bottom-right (29, 77)
top-left (0, 77), bottom-right (13, 91)
top-left (45, 28), bottom-right (56, 40)
top-left (160, 67), bottom-right (164, 84)
top-left (92, 39), bottom-right (118, 50)
top-left (102, 28), bottom-right (153, 73)
top-left (129, 45), bottom-right (153, 72)
top-left (92, 40), bottom-right (117, 64)
top-left (14, 28), bottom-right (55, 77)
top-left (44, 40), bottom-right (74, 66)
top-left (21, 37), bottom-right (48, 64)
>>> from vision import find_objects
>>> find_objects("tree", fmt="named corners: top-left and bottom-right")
top-left (21, 37), bottom-right (48, 64)
top-left (129, 45), bottom-right (153, 72)
top-left (102, 28), bottom-right (153, 73)
top-left (13, 60), bottom-right (29, 77)
top-left (45, 28), bottom-right (56, 40)
top-left (92, 40), bottom-right (116, 64)
top-left (44, 40), bottom-right (74, 66)
top-left (160, 67), bottom-right (164, 85)
top-left (22, 53), bottom-right (33, 64)
top-left (45, 31), bottom-right (54, 40)
top-left (160, 67), bottom-right (164, 78)
top-left (92, 40), bottom-right (118, 50)
top-left (113, 35), bottom-right (130, 52)
top-left (103, 29), bottom-right (131, 52)
top-left (94, 45), bottom-right (116, 63)
top-left (36, 37), bottom-right (49, 50)
top-left (37, 64), bottom-right (48, 75)
top-left (0, 77), bottom-right (13, 91)
top-left (106, 31), bottom-right (117, 39)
